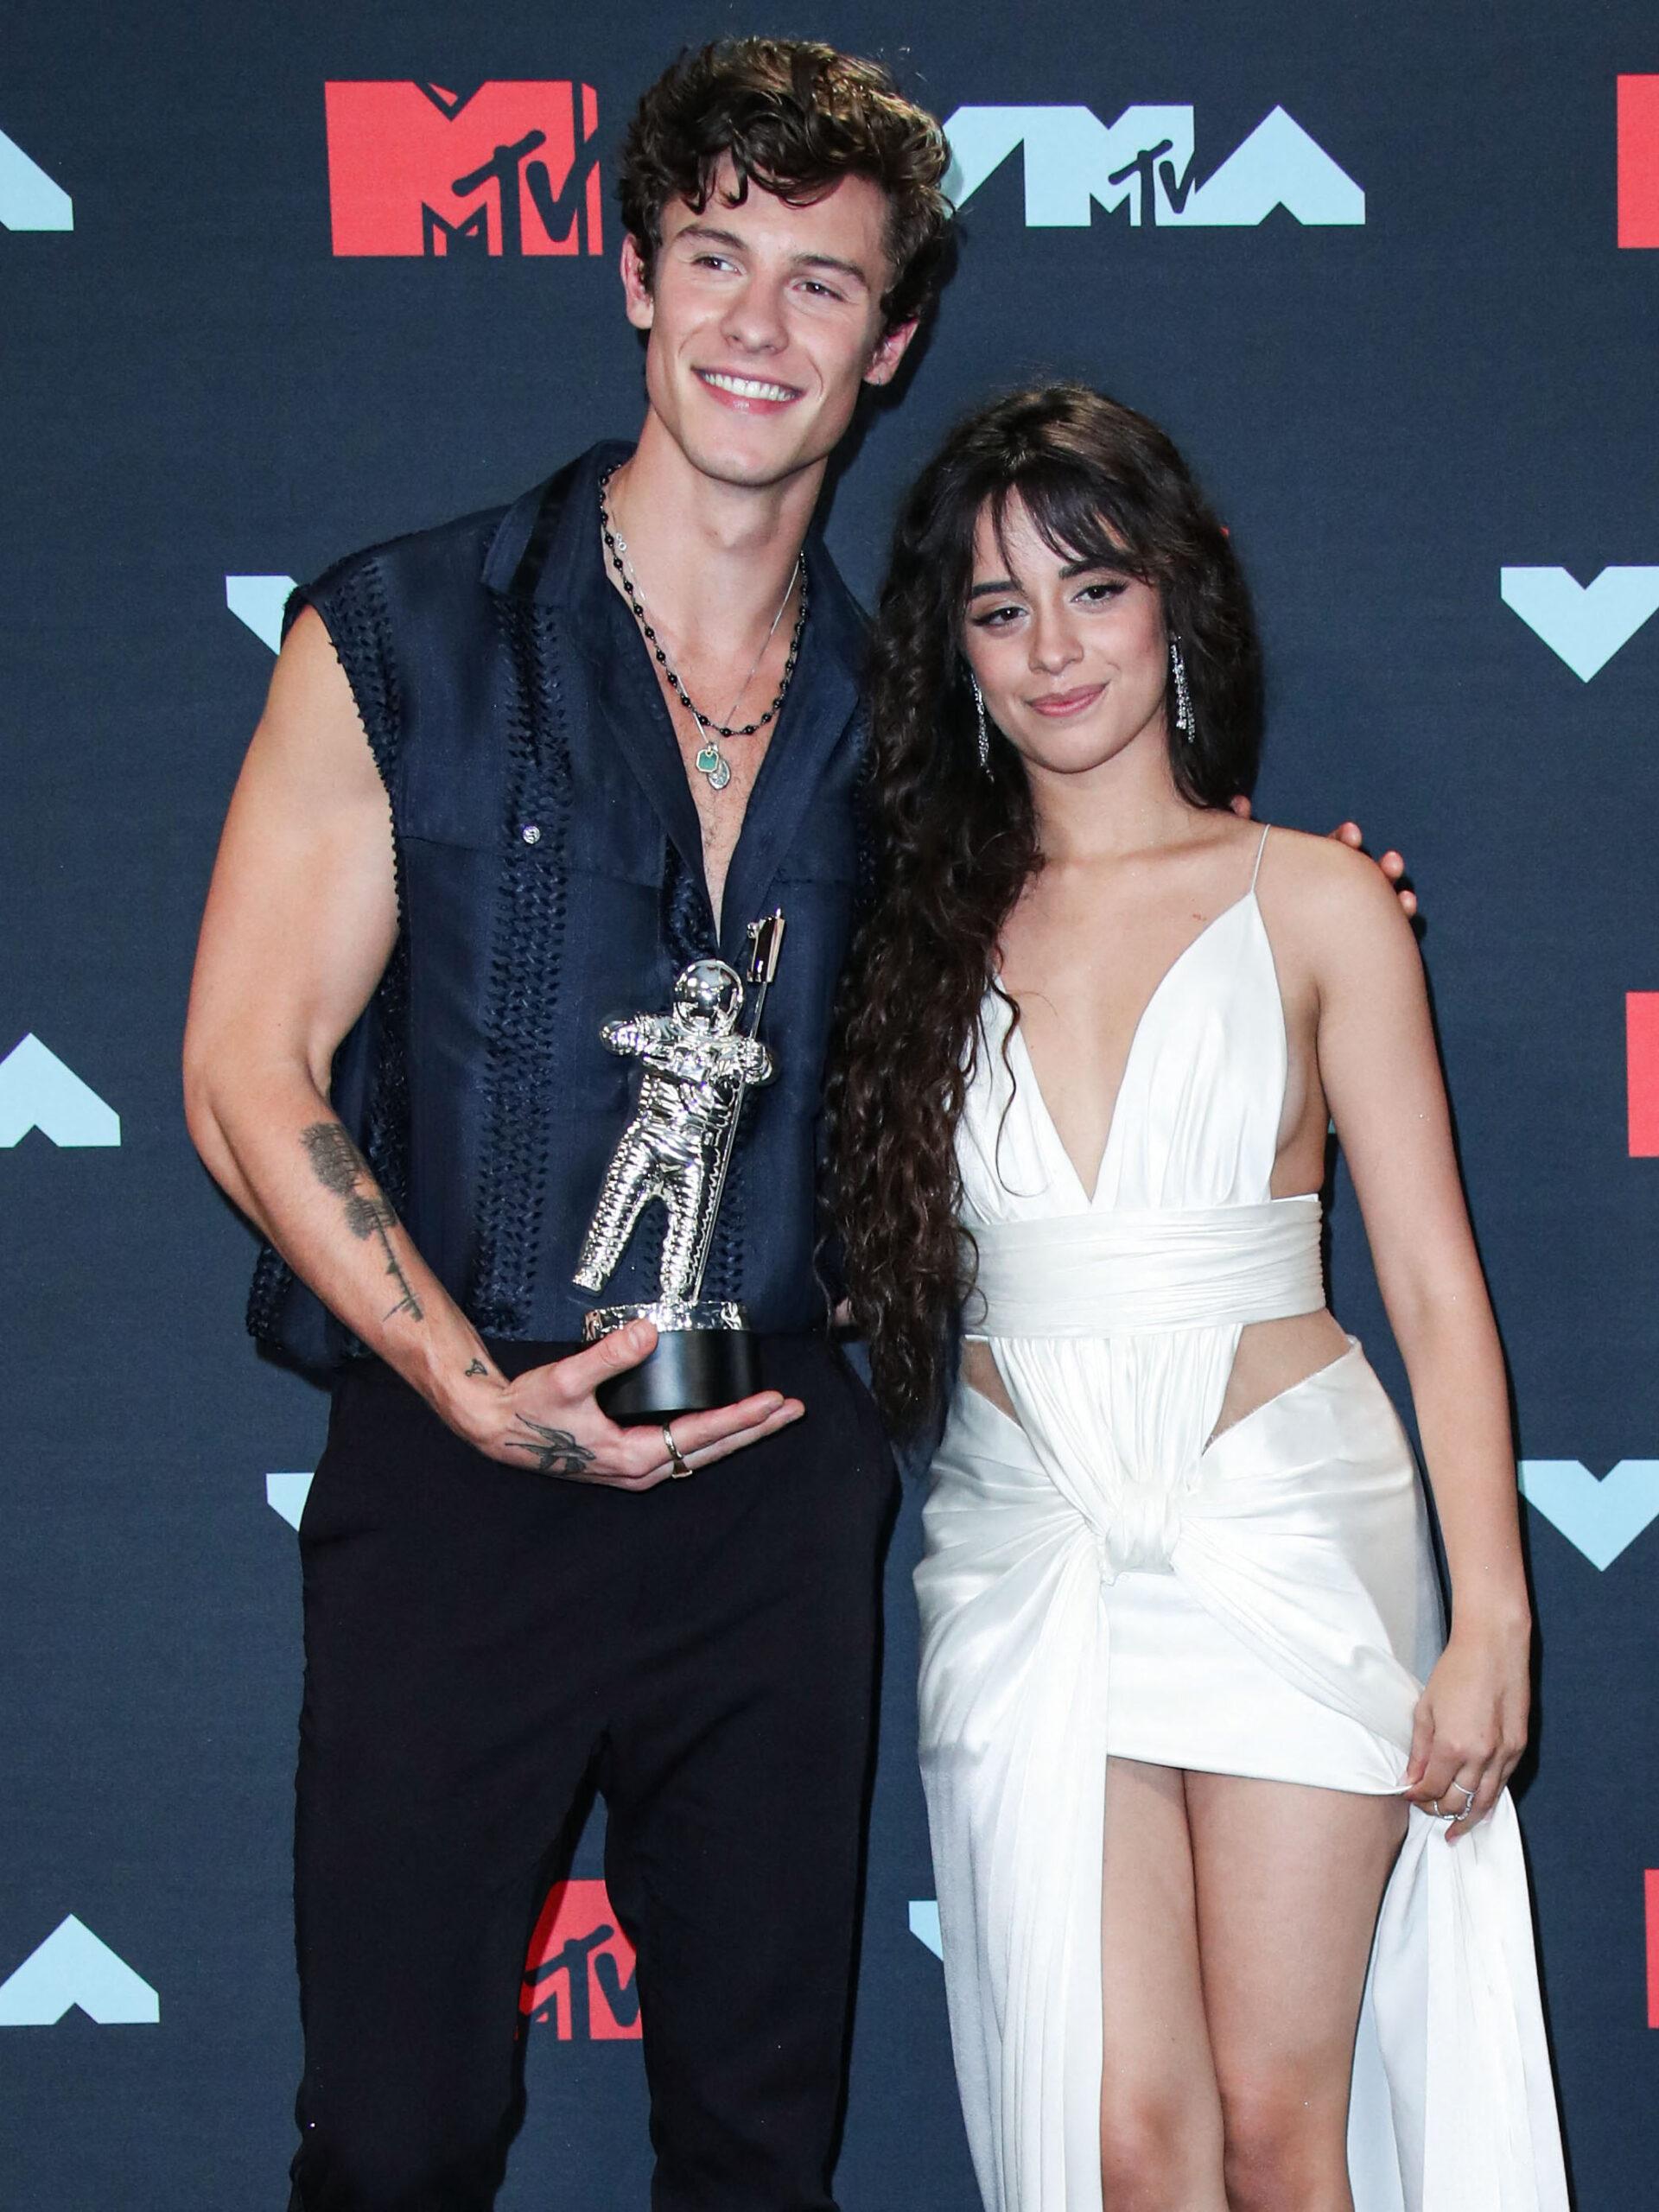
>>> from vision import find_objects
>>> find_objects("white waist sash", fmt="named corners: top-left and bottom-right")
top-left (966, 1193), bottom-right (1325, 1338)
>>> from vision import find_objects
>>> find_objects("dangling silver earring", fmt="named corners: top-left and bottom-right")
top-left (970, 675), bottom-right (992, 772)
top-left (1169, 636), bottom-right (1194, 741)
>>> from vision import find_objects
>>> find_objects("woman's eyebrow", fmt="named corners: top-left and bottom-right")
top-left (1058, 553), bottom-right (1135, 578)
top-left (967, 576), bottom-right (1022, 601)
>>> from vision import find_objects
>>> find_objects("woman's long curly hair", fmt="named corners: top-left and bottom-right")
top-left (827, 384), bottom-right (1264, 1433)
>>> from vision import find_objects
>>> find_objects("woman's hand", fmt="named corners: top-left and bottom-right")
top-left (1403, 1620), bottom-right (1532, 1841)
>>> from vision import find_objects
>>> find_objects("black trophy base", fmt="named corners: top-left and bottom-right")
top-left (583, 1300), bottom-right (759, 1423)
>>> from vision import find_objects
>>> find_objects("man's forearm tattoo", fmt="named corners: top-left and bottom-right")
top-left (505, 1412), bottom-right (597, 1478)
top-left (299, 1121), bottom-right (424, 1323)
top-left (464, 1357), bottom-right (490, 1378)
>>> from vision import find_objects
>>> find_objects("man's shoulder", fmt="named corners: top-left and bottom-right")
top-left (298, 497), bottom-right (515, 613)
top-left (295, 443), bottom-right (602, 620)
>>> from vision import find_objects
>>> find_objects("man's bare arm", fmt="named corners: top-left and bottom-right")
top-left (184, 607), bottom-right (409, 1278)
top-left (183, 608), bottom-right (802, 1483)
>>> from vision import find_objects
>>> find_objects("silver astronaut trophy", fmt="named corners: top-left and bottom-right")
top-left (574, 911), bottom-right (786, 1421)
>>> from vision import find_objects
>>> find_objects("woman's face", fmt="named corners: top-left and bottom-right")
top-left (960, 494), bottom-right (1170, 783)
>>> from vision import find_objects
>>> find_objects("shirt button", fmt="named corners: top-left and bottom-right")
top-left (520, 823), bottom-right (542, 845)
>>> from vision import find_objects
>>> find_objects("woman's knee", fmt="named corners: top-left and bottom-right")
top-left (1100, 2086), bottom-right (1222, 2210)
top-left (1218, 2075), bottom-right (1349, 2212)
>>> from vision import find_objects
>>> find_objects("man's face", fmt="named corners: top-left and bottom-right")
top-left (621, 158), bottom-right (918, 492)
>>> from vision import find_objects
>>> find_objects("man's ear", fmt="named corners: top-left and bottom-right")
top-left (620, 232), bottom-right (655, 332)
top-left (863, 317), bottom-right (920, 389)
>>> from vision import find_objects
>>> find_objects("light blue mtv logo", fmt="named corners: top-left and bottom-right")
top-left (944, 104), bottom-right (1363, 229)
top-left (267, 1470), bottom-right (314, 1529)
top-left (908, 1901), bottom-right (943, 1959)
top-left (1519, 1460), bottom-right (1659, 1570)
top-left (1500, 567), bottom-right (1659, 681)
top-left (0, 1916), bottom-right (157, 2025)
top-left (226, 575), bottom-right (297, 654)
top-left (0, 1034), bottom-right (119, 1146)
top-left (0, 124), bottom-right (73, 230)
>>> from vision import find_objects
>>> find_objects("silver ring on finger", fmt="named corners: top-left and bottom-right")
top-left (661, 1422), bottom-right (694, 1479)
top-left (1453, 1783), bottom-right (1478, 1812)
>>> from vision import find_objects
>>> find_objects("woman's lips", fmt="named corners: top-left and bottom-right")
top-left (1025, 683), bottom-right (1105, 718)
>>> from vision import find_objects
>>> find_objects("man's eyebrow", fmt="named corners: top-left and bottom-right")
top-left (792, 250), bottom-right (872, 289)
top-left (674, 221), bottom-right (750, 253)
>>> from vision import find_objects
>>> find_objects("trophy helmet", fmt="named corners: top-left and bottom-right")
top-left (672, 958), bottom-right (744, 1035)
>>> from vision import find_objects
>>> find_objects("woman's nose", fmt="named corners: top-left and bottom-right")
top-left (1027, 606), bottom-right (1082, 674)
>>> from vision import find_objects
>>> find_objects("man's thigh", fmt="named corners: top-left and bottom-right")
top-left (296, 1354), bottom-right (630, 1864)
top-left (603, 1340), bottom-right (896, 2209)
top-left (291, 1357), bottom-right (633, 2193)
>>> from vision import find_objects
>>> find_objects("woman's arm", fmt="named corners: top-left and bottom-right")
top-left (1296, 841), bottom-right (1531, 1837)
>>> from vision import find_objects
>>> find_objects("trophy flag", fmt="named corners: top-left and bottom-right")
top-left (685, 911), bottom-right (786, 1303)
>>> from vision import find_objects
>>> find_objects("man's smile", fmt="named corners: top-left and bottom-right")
top-left (696, 367), bottom-right (804, 408)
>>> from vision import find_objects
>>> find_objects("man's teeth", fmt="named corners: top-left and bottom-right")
top-left (702, 371), bottom-right (797, 402)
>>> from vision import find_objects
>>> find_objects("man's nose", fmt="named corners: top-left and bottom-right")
top-left (720, 275), bottom-right (789, 353)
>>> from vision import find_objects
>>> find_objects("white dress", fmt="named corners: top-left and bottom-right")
top-left (915, 829), bottom-right (1567, 2212)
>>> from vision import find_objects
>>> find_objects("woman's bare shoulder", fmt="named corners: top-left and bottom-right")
top-left (1256, 824), bottom-right (1421, 976)
top-left (1259, 824), bottom-right (1414, 922)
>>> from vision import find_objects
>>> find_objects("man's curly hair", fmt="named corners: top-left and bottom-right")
top-left (619, 39), bottom-right (953, 334)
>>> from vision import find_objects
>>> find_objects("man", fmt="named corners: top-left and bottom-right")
top-left (185, 35), bottom-right (1412, 2210)
top-left (186, 41), bottom-right (949, 2211)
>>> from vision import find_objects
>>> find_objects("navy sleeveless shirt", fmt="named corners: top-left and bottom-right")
top-left (248, 442), bottom-right (870, 1369)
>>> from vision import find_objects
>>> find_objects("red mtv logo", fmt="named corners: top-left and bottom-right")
top-left (1618, 76), bottom-right (1659, 249)
top-left (325, 81), bottom-right (602, 257)
top-left (521, 1878), bottom-right (640, 2040)
top-left (1630, 993), bottom-right (1659, 1156)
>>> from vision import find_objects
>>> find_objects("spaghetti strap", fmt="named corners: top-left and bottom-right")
top-left (1249, 820), bottom-right (1271, 892)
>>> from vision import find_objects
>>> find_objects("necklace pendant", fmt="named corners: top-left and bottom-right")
top-left (696, 741), bottom-right (732, 791)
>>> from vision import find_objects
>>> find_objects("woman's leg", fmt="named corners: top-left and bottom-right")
top-left (1184, 1774), bottom-right (1407, 2212)
top-left (1098, 1758), bottom-right (1229, 2212)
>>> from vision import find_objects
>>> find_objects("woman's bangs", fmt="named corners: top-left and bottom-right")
top-left (992, 464), bottom-right (1154, 586)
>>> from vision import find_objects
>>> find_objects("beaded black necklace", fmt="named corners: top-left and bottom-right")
top-left (600, 466), bottom-right (808, 791)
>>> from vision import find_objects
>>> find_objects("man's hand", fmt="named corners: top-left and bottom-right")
top-left (465, 1321), bottom-right (805, 1491)
top-left (1331, 820), bottom-right (1416, 918)
top-left (1231, 794), bottom-right (1417, 918)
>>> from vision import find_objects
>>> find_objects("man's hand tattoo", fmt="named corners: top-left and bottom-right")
top-left (505, 1412), bottom-right (597, 1478)
top-left (300, 1122), bottom-right (424, 1322)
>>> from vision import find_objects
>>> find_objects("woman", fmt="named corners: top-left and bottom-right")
top-left (830, 386), bottom-right (1567, 2210)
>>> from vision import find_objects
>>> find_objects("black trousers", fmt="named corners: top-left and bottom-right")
top-left (288, 1336), bottom-right (895, 2212)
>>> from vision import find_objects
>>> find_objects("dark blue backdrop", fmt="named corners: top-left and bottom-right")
top-left (3, 4), bottom-right (1656, 2205)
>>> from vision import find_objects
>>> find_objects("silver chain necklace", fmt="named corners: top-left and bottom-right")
top-left (600, 466), bottom-right (807, 791)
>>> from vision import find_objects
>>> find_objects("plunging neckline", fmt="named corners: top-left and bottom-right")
top-left (1007, 887), bottom-right (1263, 1206)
